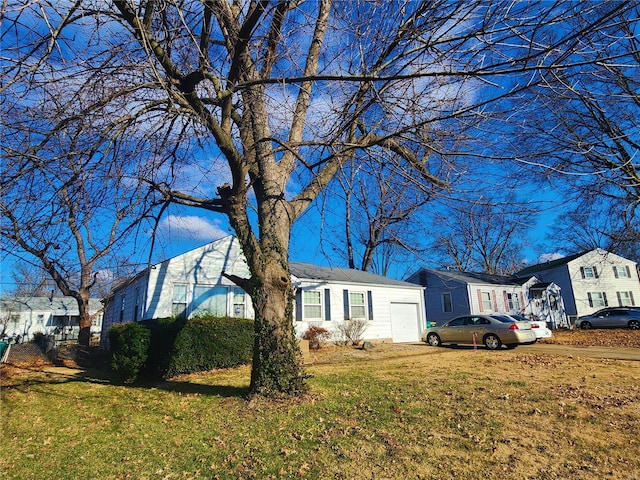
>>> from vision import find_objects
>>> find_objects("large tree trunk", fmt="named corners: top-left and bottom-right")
top-left (75, 292), bottom-right (92, 349)
top-left (249, 261), bottom-right (306, 397)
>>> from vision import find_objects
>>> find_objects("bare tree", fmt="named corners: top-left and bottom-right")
top-left (7, 263), bottom-right (60, 298)
top-left (1, 1), bottom-right (629, 396)
top-left (511, 4), bottom-right (640, 248)
top-left (429, 196), bottom-right (537, 275)
top-left (327, 153), bottom-right (442, 275)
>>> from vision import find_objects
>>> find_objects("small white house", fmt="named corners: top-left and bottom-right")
top-left (0, 296), bottom-right (103, 343)
top-left (101, 236), bottom-right (426, 346)
top-left (405, 268), bottom-right (568, 328)
top-left (517, 249), bottom-right (640, 322)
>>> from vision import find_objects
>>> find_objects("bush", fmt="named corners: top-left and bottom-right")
top-left (302, 325), bottom-right (331, 350)
top-left (334, 318), bottom-right (369, 346)
top-left (166, 315), bottom-right (254, 377)
top-left (108, 322), bottom-right (151, 383)
top-left (141, 317), bottom-right (185, 379)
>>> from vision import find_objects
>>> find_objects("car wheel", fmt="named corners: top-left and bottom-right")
top-left (629, 320), bottom-right (640, 330)
top-left (580, 321), bottom-right (592, 330)
top-left (426, 332), bottom-right (442, 347)
top-left (484, 334), bottom-right (502, 350)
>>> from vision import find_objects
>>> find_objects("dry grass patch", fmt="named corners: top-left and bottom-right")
top-left (1, 336), bottom-right (639, 479)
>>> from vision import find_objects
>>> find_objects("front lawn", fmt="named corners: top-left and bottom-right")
top-left (2, 345), bottom-right (639, 479)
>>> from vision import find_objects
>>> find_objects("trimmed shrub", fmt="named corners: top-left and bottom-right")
top-left (302, 325), bottom-right (331, 350)
top-left (108, 322), bottom-right (151, 383)
top-left (141, 317), bottom-right (185, 379)
top-left (166, 315), bottom-right (254, 377)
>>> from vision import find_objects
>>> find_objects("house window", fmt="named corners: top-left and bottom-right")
top-left (481, 292), bottom-right (492, 311)
top-left (119, 295), bottom-right (125, 323)
top-left (442, 293), bottom-right (452, 313)
top-left (617, 291), bottom-right (635, 307)
top-left (172, 284), bottom-right (188, 317)
top-left (303, 291), bottom-right (322, 320)
top-left (506, 293), bottom-right (520, 311)
top-left (581, 266), bottom-right (598, 279)
top-left (349, 292), bottom-right (366, 319)
top-left (192, 286), bottom-right (228, 317)
top-left (233, 288), bottom-right (246, 318)
top-left (134, 287), bottom-right (140, 322)
top-left (37, 314), bottom-right (44, 324)
top-left (613, 266), bottom-right (631, 278)
top-left (588, 292), bottom-right (608, 308)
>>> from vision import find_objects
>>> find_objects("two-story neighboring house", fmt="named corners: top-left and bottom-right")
top-left (516, 249), bottom-right (640, 323)
top-left (405, 268), bottom-right (568, 328)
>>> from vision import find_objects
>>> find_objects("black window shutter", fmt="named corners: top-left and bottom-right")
top-left (324, 289), bottom-right (331, 321)
top-left (626, 266), bottom-right (631, 277)
top-left (603, 292), bottom-right (608, 306)
top-left (588, 292), bottom-right (593, 307)
top-left (594, 267), bottom-right (599, 278)
top-left (343, 290), bottom-right (350, 320)
top-left (614, 267), bottom-right (619, 279)
top-left (367, 291), bottom-right (373, 321)
top-left (295, 289), bottom-right (302, 321)
top-left (580, 267), bottom-right (585, 279)
top-left (617, 292), bottom-right (622, 306)
top-left (631, 292), bottom-right (636, 306)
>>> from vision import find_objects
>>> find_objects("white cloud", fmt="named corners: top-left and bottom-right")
top-left (158, 215), bottom-right (228, 242)
top-left (538, 252), bottom-right (565, 263)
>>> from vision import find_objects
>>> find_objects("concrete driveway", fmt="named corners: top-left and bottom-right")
top-left (521, 342), bottom-right (640, 361)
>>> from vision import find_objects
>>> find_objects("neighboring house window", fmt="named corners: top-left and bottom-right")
top-left (442, 293), bottom-right (452, 313)
top-left (233, 288), bottom-right (246, 318)
top-left (617, 291), bottom-right (635, 306)
top-left (613, 266), bottom-right (631, 279)
top-left (481, 292), bottom-right (492, 311)
top-left (192, 285), bottom-right (228, 317)
top-left (506, 293), bottom-right (520, 311)
top-left (588, 292), bottom-right (608, 308)
top-left (172, 284), bottom-right (188, 317)
top-left (37, 314), bottom-right (44, 324)
top-left (581, 266), bottom-right (598, 279)
top-left (303, 291), bottom-right (322, 320)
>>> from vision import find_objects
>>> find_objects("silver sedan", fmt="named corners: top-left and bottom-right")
top-left (422, 314), bottom-right (536, 350)
top-left (576, 308), bottom-right (640, 330)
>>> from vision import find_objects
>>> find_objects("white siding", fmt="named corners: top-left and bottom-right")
top-left (293, 281), bottom-right (425, 343)
top-left (567, 250), bottom-right (640, 317)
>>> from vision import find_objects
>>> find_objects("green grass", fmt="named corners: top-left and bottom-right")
top-left (2, 348), bottom-right (639, 479)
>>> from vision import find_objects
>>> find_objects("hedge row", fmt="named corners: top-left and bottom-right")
top-left (108, 315), bottom-right (254, 383)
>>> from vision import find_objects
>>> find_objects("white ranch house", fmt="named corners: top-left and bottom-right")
top-left (101, 236), bottom-right (426, 346)
top-left (517, 249), bottom-right (640, 323)
top-left (0, 296), bottom-right (103, 343)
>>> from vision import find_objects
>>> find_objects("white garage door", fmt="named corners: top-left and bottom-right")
top-left (389, 302), bottom-right (420, 343)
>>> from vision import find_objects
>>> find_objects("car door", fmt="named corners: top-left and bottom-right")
top-left (605, 310), bottom-right (627, 328)
top-left (465, 316), bottom-right (490, 344)
top-left (440, 316), bottom-right (468, 343)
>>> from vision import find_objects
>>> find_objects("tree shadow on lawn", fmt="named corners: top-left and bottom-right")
top-left (1, 364), bottom-right (249, 399)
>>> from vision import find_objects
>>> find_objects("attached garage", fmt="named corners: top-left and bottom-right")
top-left (390, 302), bottom-right (421, 343)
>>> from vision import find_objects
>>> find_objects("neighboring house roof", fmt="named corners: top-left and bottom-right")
top-left (290, 262), bottom-right (422, 288)
top-left (413, 268), bottom-right (531, 286)
top-left (0, 296), bottom-right (103, 314)
top-left (516, 250), bottom-right (598, 276)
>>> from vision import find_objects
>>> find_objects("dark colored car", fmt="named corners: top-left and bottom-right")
top-left (421, 314), bottom-right (536, 350)
top-left (575, 307), bottom-right (640, 330)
